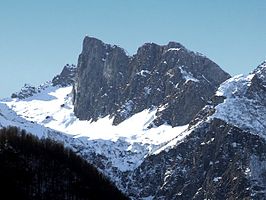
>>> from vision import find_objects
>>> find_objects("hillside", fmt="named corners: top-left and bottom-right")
top-left (0, 126), bottom-right (128, 200)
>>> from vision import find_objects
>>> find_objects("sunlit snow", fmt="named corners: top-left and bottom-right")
top-left (212, 71), bottom-right (266, 140)
top-left (179, 66), bottom-right (199, 83)
top-left (0, 85), bottom-right (189, 171)
top-left (167, 48), bottom-right (181, 52)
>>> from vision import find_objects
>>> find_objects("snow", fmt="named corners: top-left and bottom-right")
top-left (120, 100), bottom-right (134, 118)
top-left (167, 48), bottom-right (181, 52)
top-left (0, 101), bottom-right (53, 139)
top-left (232, 142), bottom-right (237, 148)
top-left (142, 196), bottom-right (154, 200)
top-left (0, 84), bottom-right (190, 172)
top-left (202, 75), bottom-right (211, 84)
top-left (211, 72), bottom-right (266, 140)
top-left (153, 128), bottom-right (191, 155)
top-left (213, 177), bottom-right (222, 182)
top-left (215, 74), bottom-right (254, 97)
top-left (161, 168), bottom-right (174, 188)
top-left (179, 66), bottom-right (199, 83)
top-left (136, 70), bottom-right (151, 77)
top-left (144, 86), bottom-right (151, 95)
top-left (158, 103), bottom-right (168, 112)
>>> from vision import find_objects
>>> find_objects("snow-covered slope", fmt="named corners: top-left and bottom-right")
top-left (1, 61), bottom-right (265, 199)
top-left (0, 82), bottom-right (189, 173)
top-left (211, 61), bottom-right (266, 140)
top-left (0, 96), bottom-right (49, 138)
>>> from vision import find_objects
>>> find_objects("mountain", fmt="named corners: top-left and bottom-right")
top-left (52, 64), bottom-right (77, 87)
top-left (0, 126), bottom-right (128, 200)
top-left (73, 36), bottom-right (230, 126)
top-left (0, 36), bottom-right (265, 199)
top-left (125, 61), bottom-right (266, 199)
top-left (10, 64), bottom-right (77, 100)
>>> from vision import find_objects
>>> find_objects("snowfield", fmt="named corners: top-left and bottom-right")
top-left (0, 83), bottom-right (189, 172)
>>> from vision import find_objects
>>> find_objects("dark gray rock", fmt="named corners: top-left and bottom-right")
top-left (73, 37), bottom-right (131, 121)
top-left (12, 64), bottom-right (76, 99)
top-left (246, 62), bottom-right (266, 105)
top-left (122, 62), bottom-right (266, 199)
top-left (11, 84), bottom-right (38, 99)
top-left (73, 36), bottom-right (230, 126)
top-left (52, 64), bottom-right (77, 87)
top-left (126, 119), bottom-right (266, 200)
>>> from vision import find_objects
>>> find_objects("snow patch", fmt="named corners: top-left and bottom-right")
top-left (211, 73), bottom-right (266, 140)
top-left (167, 48), bottom-right (181, 52)
top-left (144, 87), bottom-right (151, 95)
top-left (136, 70), bottom-right (151, 77)
top-left (142, 196), bottom-right (154, 200)
top-left (153, 127), bottom-right (191, 155)
top-left (120, 100), bottom-right (134, 118)
top-left (179, 66), bottom-right (199, 83)
top-left (213, 177), bottom-right (222, 182)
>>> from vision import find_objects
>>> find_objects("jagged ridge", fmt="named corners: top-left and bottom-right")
top-left (73, 36), bottom-right (230, 127)
top-left (124, 61), bottom-right (266, 199)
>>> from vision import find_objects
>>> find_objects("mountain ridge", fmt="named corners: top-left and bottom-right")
top-left (0, 37), bottom-right (265, 199)
top-left (125, 61), bottom-right (266, 199)
top-left (74, 36), bottom-right (230, 127)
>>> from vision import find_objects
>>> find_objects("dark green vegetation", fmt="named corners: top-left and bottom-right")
top-left (0, 126), bottom-right (128, 200)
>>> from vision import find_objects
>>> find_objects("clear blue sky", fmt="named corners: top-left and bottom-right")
top-left (0, 0), bottom-right (265, 98)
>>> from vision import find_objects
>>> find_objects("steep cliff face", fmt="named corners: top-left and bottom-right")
top-left (73, 37), bottom-right (131, 121)
top-left (73, 36), bottom-right (230, 126)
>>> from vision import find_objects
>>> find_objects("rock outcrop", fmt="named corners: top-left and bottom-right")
top-left (11, 84), bottom-right (38, 99)
top-left (73, 36), bottom-right (230, 126)
top-left (11, 64), bottom-right (76, 100)
top-left (124, 61), bottom-right (266, 199)
top-left (126, 118), bottom-right (266, 200)
top-left (52, 64), bottom-right (77, 87)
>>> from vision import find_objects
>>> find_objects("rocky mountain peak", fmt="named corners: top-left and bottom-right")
top-left (254, 60), bottom-right (266, 71)
top-left (166, 41), bottom-right (184, 49)
top-left (73, 36), bottom-right (230, 126)
top-left (11, 64), bottom-right (76, 100)
top-left (252, 61), bottom-right (266, 85)
top-left (52, 64), bottom-right (77, 87)
top-left (136, 42), bottom-right (160, 55)
top-left (11, 84), bottom-right (38, 99)
top-left (82, 36), bottom-right (106, 51)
